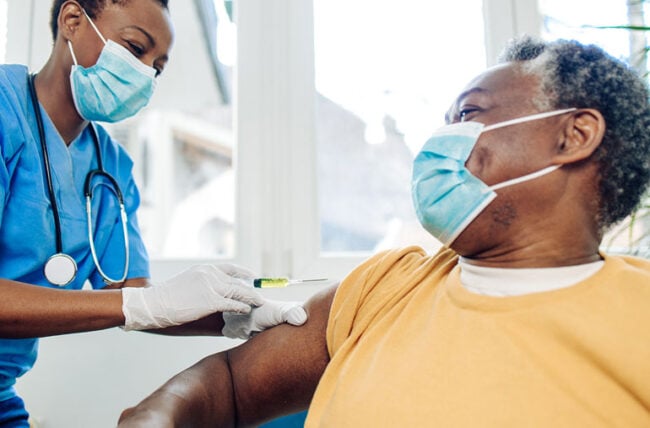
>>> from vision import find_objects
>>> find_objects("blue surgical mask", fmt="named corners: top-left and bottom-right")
top-left (411, 108), bottom-right (576, 245)
top-left (68, 9), bottom-right (157, 123)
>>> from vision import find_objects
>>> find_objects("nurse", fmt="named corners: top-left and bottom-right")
top-left (0, 0), bottom-right (307, 425)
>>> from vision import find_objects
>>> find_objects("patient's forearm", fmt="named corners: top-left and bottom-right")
top-left (119, 353), bottom-right (237, 427)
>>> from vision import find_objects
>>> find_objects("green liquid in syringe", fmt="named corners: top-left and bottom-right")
top-left (253, 278), bottom-right (290, 288)
top-left (252, 277), bottom-right (328, 288)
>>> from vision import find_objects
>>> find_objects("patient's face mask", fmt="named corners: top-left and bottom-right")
top-left (67, 9), bottom-right (157, 123)
top-left (411, 108), bottom-right (576, 246)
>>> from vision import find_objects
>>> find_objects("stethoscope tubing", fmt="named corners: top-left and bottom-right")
top-left (28, 73), bottom-right (130, 285)
top-left (28, 74), bottom-right (63, 254)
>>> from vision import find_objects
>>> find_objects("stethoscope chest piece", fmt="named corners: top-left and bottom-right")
top-left (44, 253), bottom-right (77, 286)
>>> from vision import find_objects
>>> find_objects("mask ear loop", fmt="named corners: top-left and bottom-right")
top-left (66, 8), bottom-right (107, 65)
top-left (80, 8), bottom-right (107, 45)
top-left (489, 164), bottom-right (561, 191)
top-left (67, 40), bottom-right (79, 65)
top-left (480, 108), bottom-right (576, 192)
top-left (483, 108), bottom-right (577, 132)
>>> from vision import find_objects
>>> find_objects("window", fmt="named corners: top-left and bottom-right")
top-left (540, 0), bottom-right (650, 257)
top-left (540, 0), bottom-right (642, 62)
top-left (313, 0), bottom-right (486, 255)
top-left (0, 0), bottom-right (7, 62)
top-left (232, 0), bottom-right (543, 279)
top-left (117, 0), bottom-right (237, 259)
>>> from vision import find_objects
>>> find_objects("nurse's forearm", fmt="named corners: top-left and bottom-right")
top-left (0, 278), bottom-right (124, 338)
top-left (0, 278), bottom-right (229, 338)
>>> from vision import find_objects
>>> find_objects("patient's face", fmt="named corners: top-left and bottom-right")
top-left (447, 63), bottom-right (568, 255)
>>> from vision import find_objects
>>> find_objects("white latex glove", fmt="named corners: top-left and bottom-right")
top-left (217, 263), bottom-right (257, 280)
top-left (222, 299), bottom-right (308, 339)
top-left (122, 264), bottom-right (265, 331)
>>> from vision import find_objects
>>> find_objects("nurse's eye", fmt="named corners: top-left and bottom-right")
top-left (126, 41), bottom-right (145, 57)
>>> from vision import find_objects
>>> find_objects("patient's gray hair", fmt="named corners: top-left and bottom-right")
top-left (499, 36), bottom-right (650, 231)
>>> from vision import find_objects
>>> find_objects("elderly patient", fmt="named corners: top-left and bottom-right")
top-left (119, 37), bottom-right (650, 427)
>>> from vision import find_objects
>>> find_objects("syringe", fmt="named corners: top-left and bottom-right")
top-left (251, 278), bottom-right (328, 288)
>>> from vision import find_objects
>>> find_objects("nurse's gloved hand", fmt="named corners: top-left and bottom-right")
top-left (121, 265), bottom-right (265, 331)
top-left (222, 299), bottom-right (308, 339)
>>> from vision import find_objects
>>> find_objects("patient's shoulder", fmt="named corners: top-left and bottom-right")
top-left (335, 245), bottom-right (456, 303)
top-left (326, 246), bottom-right (457, 354)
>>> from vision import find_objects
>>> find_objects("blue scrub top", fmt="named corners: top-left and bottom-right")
top-left (0, 65), bottom-right (150, 400)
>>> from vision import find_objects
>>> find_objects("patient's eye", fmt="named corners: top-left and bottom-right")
top-left (459, 107), bottom-right (480, 122)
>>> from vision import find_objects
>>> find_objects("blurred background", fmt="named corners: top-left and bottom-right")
top-left (3, 0), bottom-right (649, 425)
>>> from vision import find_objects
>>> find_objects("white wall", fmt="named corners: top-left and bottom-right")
top-left (16, 329), bottom-right (240, 427)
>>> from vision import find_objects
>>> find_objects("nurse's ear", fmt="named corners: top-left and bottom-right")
top-left (551, 108), bottom-right (605, 165)
top-left (57, 0), bottom-right (84, 41)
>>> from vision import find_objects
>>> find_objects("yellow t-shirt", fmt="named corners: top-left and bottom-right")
top-left (305, 247), bottom-right (650, 427)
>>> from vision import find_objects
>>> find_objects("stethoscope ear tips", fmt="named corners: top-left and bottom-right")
top-left (44, 253), bottom-right (78, 286)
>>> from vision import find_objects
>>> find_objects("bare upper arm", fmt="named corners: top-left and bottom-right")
top-left (228, 284), bottom-right (337, 426)
top-left (118, 284), bottom-right (337, 427)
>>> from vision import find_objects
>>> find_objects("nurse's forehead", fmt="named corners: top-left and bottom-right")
top-left (98, 2), bottom-right (173, 39)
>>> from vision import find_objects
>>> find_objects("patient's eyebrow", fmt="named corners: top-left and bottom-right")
top-left (455, 87), bottom-right (488, 106)
top-left (446, 87), bottom-right (489, 123)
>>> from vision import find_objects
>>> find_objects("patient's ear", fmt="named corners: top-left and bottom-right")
top-left (552, 108), bottom-right (605, 164)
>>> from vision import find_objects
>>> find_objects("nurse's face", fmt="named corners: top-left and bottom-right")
top-left (68, 0), bottom-right (174, 77)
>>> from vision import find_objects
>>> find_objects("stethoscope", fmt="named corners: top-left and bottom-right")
top-left (28, 73), bottom-right (130, 286)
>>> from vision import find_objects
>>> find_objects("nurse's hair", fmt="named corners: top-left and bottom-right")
top-left (50, 0), bottom-right (169, 40)
top-left (498, 36), bottom-right (650, 231)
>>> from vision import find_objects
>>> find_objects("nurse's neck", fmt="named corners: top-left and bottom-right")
top-left (34, 60), bottom-right (87, 146)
